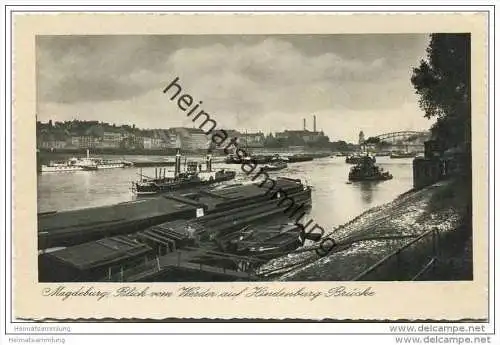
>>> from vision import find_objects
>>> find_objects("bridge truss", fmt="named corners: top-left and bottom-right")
top-left (369, 131), bottom-right (430, 144)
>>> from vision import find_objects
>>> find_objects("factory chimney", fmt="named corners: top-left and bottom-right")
top-left (174, 149), bottom-right (182, 178)
top-left (206, 153), bottom-right (212, 172)
top-left (313, 115), bottom-right (317, 132)
top-left (303, 118), bottom-right (307, 131)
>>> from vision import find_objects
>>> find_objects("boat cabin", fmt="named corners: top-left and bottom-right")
top-left (39, 236), bottom-right (153, 282)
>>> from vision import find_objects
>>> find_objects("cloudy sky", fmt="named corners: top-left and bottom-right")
top-left (37, 34), bottom-right (432, 142)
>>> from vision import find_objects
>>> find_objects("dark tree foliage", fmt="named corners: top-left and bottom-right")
top-left (364, 137), bottom-right (381, 144)
top-left (330, 140), bottom-right (356, 152)
top-left (411, 33), bottom-right (471, 149)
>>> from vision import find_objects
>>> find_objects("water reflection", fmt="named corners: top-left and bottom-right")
top-left (357, 181), bottom-right (378, 204)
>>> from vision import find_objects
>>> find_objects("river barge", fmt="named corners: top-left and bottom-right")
top-left (225, 154), bottom-right (275, 164)
top-left (38, 177), bottom-right (313, 282)
top-left (38, 176), bottom-right (311, 249)
top-left (261, 158), bottom-right (288, 172)
top-left (375, 152), bottom-right (391, 157)
top-left (129, 161), bottom-right (175, 167)
top-left (133, 151), bottom-right (236, 195)
top-left (390, 151), bottom-right (416, 159)
top-left (37, 197), bottom-right (201, 250)
top-left (285, 154), bottom-right (314, 163)
top-left (225, 153), bottom-right (315, 164)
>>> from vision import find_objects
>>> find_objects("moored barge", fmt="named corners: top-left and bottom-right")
top-left (261, 158), bottom-right (288, 172)
top-left (225, 153), bottom-right (315, 164)
top-left (38, 177), bottom-right (314, 282)
top-left (390, 151), bottom-right (416, 159)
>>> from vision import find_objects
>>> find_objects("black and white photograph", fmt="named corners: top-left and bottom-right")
top-left (35, 32), bottom-right (473, 284)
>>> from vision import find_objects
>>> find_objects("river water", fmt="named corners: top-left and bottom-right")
top-left (37, 155), bottom-right (414, 232)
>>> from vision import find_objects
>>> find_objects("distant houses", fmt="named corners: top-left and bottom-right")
top-left (275, 129), bottom-right (329, 146)
top-left (168, 127), bottom-right (210, 151)
top-left (240, 132), bottom-right (266, 148)
top-left (36, 119), bottom-right (335, 152)
top-left (36, 121), bottom-right (213, 152)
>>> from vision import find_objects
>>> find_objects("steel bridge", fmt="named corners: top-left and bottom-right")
top-left (371, 130), bottom-right (430, 142)
top-left (360, 130), bottom-right (430, 151)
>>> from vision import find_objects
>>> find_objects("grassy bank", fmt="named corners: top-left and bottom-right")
top-left (260, 175), bottom-right (473, 281)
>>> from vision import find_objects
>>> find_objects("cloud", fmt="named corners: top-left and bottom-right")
top-left (36, 34), bottom-right (431, 140)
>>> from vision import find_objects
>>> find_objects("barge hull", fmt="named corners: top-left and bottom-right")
top-left (38, 198), bottom-right (200, 250)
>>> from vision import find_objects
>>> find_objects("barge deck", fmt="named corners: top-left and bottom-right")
top-left (38, 178), bottom-right (313, 282)
top-left (37, 198), bottom-right (200, 249)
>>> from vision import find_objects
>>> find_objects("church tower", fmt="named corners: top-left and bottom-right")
top-left (358, 131), bottom-right (365, 145)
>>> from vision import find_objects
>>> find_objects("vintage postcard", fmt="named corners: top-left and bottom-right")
top-left (9, 12), bottom-right (489, 322)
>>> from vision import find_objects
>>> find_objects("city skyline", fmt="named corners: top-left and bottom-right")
top-left (37, 34), bottom-right (433, 143)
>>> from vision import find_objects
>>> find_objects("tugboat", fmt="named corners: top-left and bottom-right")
top-left (346, 153), bottom-right (376, 164)
top-left (348, 155), bottom-right (393, 182)
top-left (133, 150), bottom-right (236, 195)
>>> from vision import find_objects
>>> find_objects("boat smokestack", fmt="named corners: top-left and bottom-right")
top-left (313, 115), bottom-right (317, 132)
top-left (206, 154), bottom-right (212, 172)
top-left (174, 149), bottom-right (181, 178)
top-left (303, 118), bottom-right (306, 131)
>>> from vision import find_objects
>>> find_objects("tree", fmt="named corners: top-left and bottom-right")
top-left (411, 34), bottom-right (471, 150)
top-left (379, 140), bottom-right (391, 149)
top-left (364, 137), bottom-right (380, 145)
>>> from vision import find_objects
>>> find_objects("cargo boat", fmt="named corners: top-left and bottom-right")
top-left (39, 177), bottom-right (313, 282)
top-left (133, 151), bottom-right (236, 195)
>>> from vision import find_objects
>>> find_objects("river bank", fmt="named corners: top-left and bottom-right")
top-left (36, 149), bottom-right (333, 170)
top-left (37, 147), bottom-right (334, 158)
top-left (260, 175), bottom-right (472, 281)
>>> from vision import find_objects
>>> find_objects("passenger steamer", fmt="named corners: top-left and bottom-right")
top-left (40, 150), bottom-right (132, 173)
